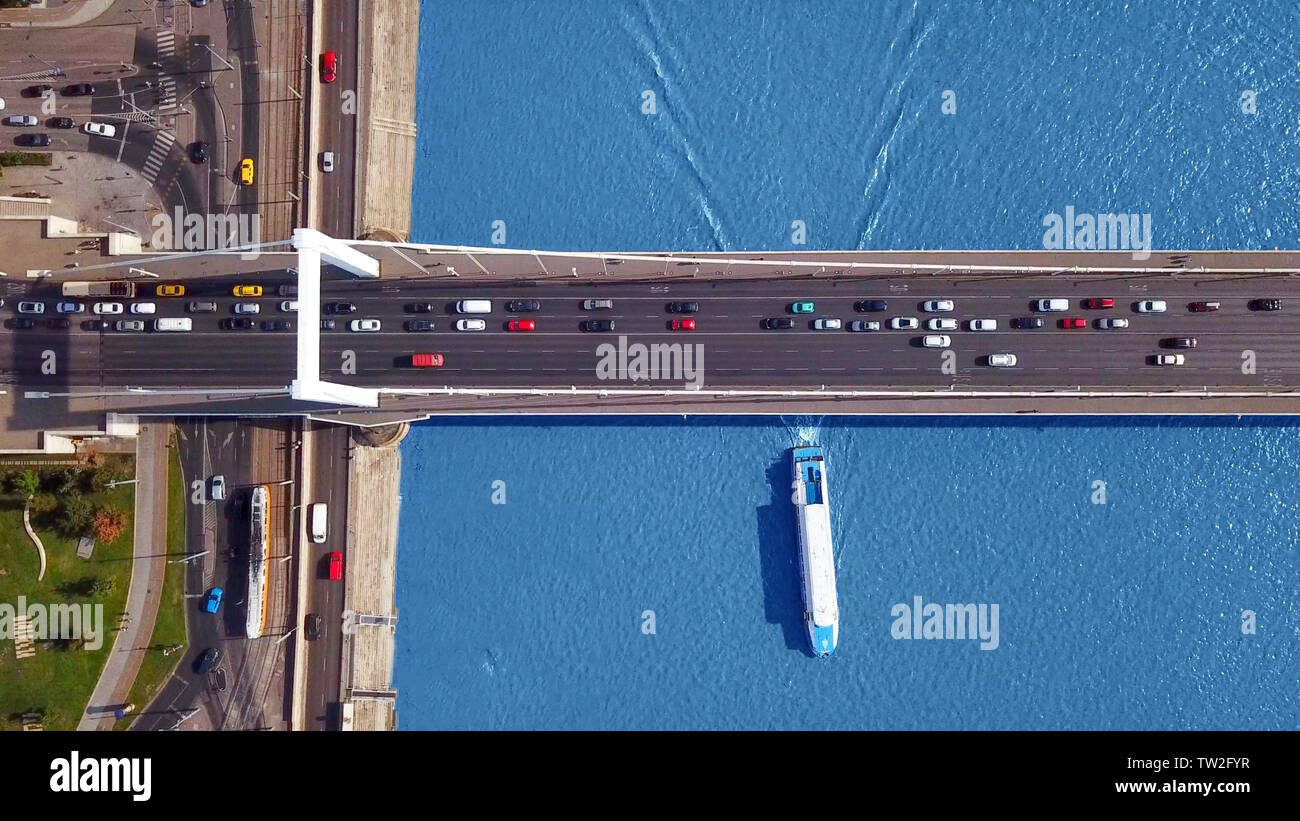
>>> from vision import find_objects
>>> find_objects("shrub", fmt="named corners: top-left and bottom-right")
top-left (91, 507), bottom-right (128, 544)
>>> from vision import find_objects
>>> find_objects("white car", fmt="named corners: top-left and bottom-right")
top-left (280, 300), bottom-right (298, 312)
top-left (969, 319), bottom-right (997, 331)
top-left (921, 299), bottom-right (955, 313)
top-left (349, 319), bottom-right (381, 332)
top-left (889, 316), bottom-right (919, 330)
top-left (1136, 300), bottom-right (1167, 313)
top-left (130, 302), bottom-right (156, 315)
top-left (233, 302), bottom-right (259, 314)
top-left (922, 335), bottom-right (951, 348)
top-left (1035, 298), bottom-right (1069, 312)
top-left (93, 302), bottom-right (123, 315)
top-left (0, 98), bottom-right (4, 111)
top-left (3, 115), bottom-right (37, 127)
top-left (56, 301), bottom-right (84, 314)
top-left (926, 318), bottom-right (957, 331)
top-left (17, 301), bottom-right (44, 314)
top-left (210, 475), bottom-right (226, 501)
top-left (812, 318), bottom-right (841, 330)
top-left (987, 353), bottom-right (1018, 367)
top-left (1155, 353), bottom-right (1185, 366)
top-left (1097, 318), bottom-right (1129, 330)
top-left (83, 122), bottom-right (117, 137)
top-left (320, 151), bottom-right (335, 173)
top-left (456, 318), bottom-right (486, 332)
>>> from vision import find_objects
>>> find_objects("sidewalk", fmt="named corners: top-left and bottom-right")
top-left (0, 0), bottom-right (115, 28)
top-left (77, 422), bottom-right (169, 730)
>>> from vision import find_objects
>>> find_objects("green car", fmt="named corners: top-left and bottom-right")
top-left (791, 301), bottom-right (815, 314)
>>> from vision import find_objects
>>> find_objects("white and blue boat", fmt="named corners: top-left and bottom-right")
top-left (792, 446), bottom-right (839, 656)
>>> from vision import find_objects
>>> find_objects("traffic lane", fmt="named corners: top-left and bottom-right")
top-left (303, 425), bottom-right (348, 729)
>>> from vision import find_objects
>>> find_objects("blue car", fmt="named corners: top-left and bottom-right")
top-left (203, 587), bottom-right (223, 614)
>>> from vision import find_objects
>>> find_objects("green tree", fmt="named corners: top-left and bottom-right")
top-left (60, 493), bottom-right (96, 537)
top-left (89, 577), bottom-right (116, 597)
top-left (13, 469), bottom-right (40, 498)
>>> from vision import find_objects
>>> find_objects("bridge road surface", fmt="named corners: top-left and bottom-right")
top-left (302, 422), bottom-right (349, 731)
top-left (4, 275), bottom-right (1300, 394)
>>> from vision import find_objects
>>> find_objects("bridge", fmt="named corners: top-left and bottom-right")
top-left (3, 235), bottom-right (1299, 439)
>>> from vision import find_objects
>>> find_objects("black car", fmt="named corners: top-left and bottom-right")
top-left (1013, 316), bottom-right (1045, 329)
top-left (1249, 298), bottom-right (1282, 311)
top-left (82, 319), bottom-right (110, 332)
top-left (405, 302), bottom-right (434, 313)
top-left (305, 613), bottom-right (323, 641)
top-left (48, 117), bottom-right (74, 129)
top-left (278, 283), bottom-right (297, 297)
top-left (196, 647), bottom-right (221, 674)
top-left (666, 301), bottom-right (700, 313)
top-left (222, 317), bottom-right (255, 330)
top-left (9, 318), bottom-right (35, 330)
top-left (62, 83), bottom-right (96, 96)
top-left (763, 317), bottom-right (795, 330)
top-left (22, 85), bottom-right (52, 98)
top-left (582, 319), bottom-right (615, 332)
top-left (406, 319), bottom-right (435, 332)
top-left (854, 299), bottom-right (888, 312)
top-left (263, 320), bottom-right (292, 332)
top-left (1162, 337), bottom-right (1198, 349)
top-left (320, 318), bottom-right (336, 331)
top-left (324, 301), bottom-right (356, 314)
top-left (188, 141), bottom-right (208, 164)
top-left (505, 299), bottom-right (541, 312)
top-left (46, 317), bottom-right (70, 330)
top-left (15, 133), bottom-right (50, 147)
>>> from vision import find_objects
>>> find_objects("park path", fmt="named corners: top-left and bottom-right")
top-left (21, 502), bottom-right (47, 581)
top-left (77, 423), bottom-right (170, 730)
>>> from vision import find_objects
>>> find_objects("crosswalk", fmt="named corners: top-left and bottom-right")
top-left (140, 129), bottom-right (176, 184)
top-left (156, 29), bottom-right (176, 57)
top-left (154, 29), bottom-right (179, 109)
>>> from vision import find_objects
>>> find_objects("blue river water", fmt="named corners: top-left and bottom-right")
top-left (394, 2), bottom-right (1299, 729)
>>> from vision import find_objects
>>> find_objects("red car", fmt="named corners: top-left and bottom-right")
top-left (411, 353), bottom-right (443, 368)
top-left (321, 51), bottom-right (337, 84)
top-left (1083, 298), bottom-right (1114, 309)
top-left (507, 320), bottom-right (535, 332)
top-left (1189, 301), bottom-right (1220, 312)
top-left (671, 318), bottom-right (696, 331)
top-left (328, 552), bottom-right (343, 581)
top-left (1060, 318), bottom-right (1087, 329)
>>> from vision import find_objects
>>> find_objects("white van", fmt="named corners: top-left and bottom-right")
top-left (153, 317), bottom-right (192, 332)
top-left (310, 503), bottom-right (328, 543)
top-left (455, 299), bottom-right (492, 314)
top-left (1035, 298), bottom-right (1069, 312)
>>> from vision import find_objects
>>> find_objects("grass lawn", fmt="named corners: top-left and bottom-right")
top-left (0, 480), bottom-right (135, 730)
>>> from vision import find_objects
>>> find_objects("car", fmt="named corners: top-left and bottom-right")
top-left (156, 284), bottom-right (185, 297)
top-left (855, 299), bottom-right (888, 312)
top-left (56, 301), bottom-right (83, 314)
top-left (233, 285), bottom-right (262, 297)
top-left (82, 122), bottom-right (116, 138)
top-left (848, 320), bottom-right (880, 332)
top-left (350, 319), bottom-right (381, 332)
top-left (22, 85), bottom-right (53, 98)
top-left (3, 115), bottom-right (37, 127)
top-left (278, 284), bottom-right (298, 298)
top-left (921, 335), bottom-right (951, 348)
top-left (405, 302), bottom-right (434, 313)
top-left (969, 319), bottom-right (997, 331)
top-left (411, 353), bottom-right (444, 367)
top-left (1249, 299), bottom-right (1282, 311)
top-left (1013, 317), bottom-right (1044, 329)
top-left (196, 647), bottom-right (222, 674)
top-left (1060, 318), bottom-right (1087, 329)
top-left (507, 319), bottom-right (536, 332)
top-left (1135, 300), bottom-right (1167, 313)
top-left (666, 301), bottom-right (699, 313)
top-left (82, 319), bottom-right (109, 332)
top-left (48, 117), bottom-right (74, 129)
top-left (115, 319), bottom-right (145, 332)
top-left (130, 302), bottom-right (156, 315)
top-left (203, 588), bottom-right (223, 614)
top-left (763, 317), bottom-right (794, 330)
top-left (210, 474), bottom-right (226, 500)
top-left (456, 318), bottom-right (486, 331)
top-left (45, 317), bottom-right (70, 330)
top-left (15, 133), bottom-right (50, 147)
top-left (320, 319), bottom-right (337, 331)
top-left (670, 318), bottom-right (696, 331)
top-left (1188, 301), bottom-right (1220, 312)
top-left (62, 84), bottom-right (96, 97)
top-left (1154, 354), bottom-right (1185, 366)
top-left (405, 319), bottom-right (435, 332)
top-left (582, 319), bottom-right (616, 332)
top-left (17, 301), bottom-right (44, 314)
top-left (187, 301), bottom-right (217, 313)
top-left (223, 317), bottom-right (255, 330)
top-left (812, 318), bottom-right (842, 330)
top-left (921, 299), bottom-right (955, 313)
top-left (263, 320), bottom-right (292, 331)
top-left (506, 299), bottom-right (541, 312)
top-left (790, 301), bottom-right (815, 314)
top-left (238, 158), bottom-right (254, 186)
top-left (9, 318), bottom-right (34, 330)
top-left (1096, 318), bottom-right (1129, 330)
top-left (1035, 298), bottom-right (1069, 312)
top-left (320, 151), bottom-right (335, 173)
top-left (188, 141), bottom-right (208, 164)
top-left (1083, 298), bottom-right (1114, 309)
top-left (1162, 337), bottom-right (1198, 349)
top-left (889, 317), bottom-right (919, 330)
top-left (280, 300), bottom-right (298, 312)
top-left (305, 613), bottom-right (323, 641)
top-left (987, 353), bottom-right (1018, 367)
top-left (321, 51), bottom-right (338, 84)
top-left (233, 302), bottom-right (259, 314)
top-left (926, 318), bottom-right (957, 331)
top-left (328, 551), bottom-right (343, 581)
top-left (582, 298), bottom-right (614, 310)
top-left (324, 301), bottom-right (355, 314)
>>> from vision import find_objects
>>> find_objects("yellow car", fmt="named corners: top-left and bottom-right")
top-left (156, 284), bottom-right (185, 297)
top-left (232, 285), bottom-right (262, 297)
top-left (239, 158), bottom-right (254, 186)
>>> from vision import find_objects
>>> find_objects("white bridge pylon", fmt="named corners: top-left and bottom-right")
top-left (290, 229), bottom-right (380, 408)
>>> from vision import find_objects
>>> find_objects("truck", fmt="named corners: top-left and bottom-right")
top-left (62, 281), bottom-right (137, 298)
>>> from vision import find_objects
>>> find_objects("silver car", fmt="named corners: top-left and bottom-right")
top-left (349, 319), bottom-right (381, 332)
top-left (1097, 318), bottom-right (1129, 330)
top-left (210, 475), bottom-right (226, 501)
top-left (1136, 300), bottom-right (1167, 313)
top-left (922, 334), bottom-right (951, 348)
top-left (812, 318), bottom-right (842, 330)
top-left (115, 319), bottom-right (145, 332)
top-left (233, 302), bottom-right (260, 314)
top-left (921, 299), bottom-right (955, 312)
top-left (56, 301), bottom-right (84, 314)
top-left (456, 318), bottom-right (487, 331)
top-left (926, 318), bottom-right (957, 331)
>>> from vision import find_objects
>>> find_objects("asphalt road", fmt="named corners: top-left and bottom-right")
top-left (302, 422), bottom-right (349, 730)
top-left (316, 0), bottom-right (358, 238)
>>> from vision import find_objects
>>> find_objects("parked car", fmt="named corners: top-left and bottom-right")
top-left (405, 319), bottom-right (435, 332)
top-left (1249, 298), bottom-right (1282, 311)
top-left (926, 318), bottom-right (957, 331)
top-left (82, 122), bottom-right (116, 137)
top-left (1162, 337), bottom-right (1198, 349)
top-left (17, 301), bottom-right (44, 314)
top-left (1096, 318), bottom-right (1129, 330)
top-left (968, 319), bottom-right (997, 331)
top-left (763, 317), bottom-right (794, 329)
top-left (1154, 354), bottom-right (1186, 366)
top-left (987, 353), bottom-right (1018, 367)
top-left (210, 474), bottom-right (226, 501)
top-left (56, 301), bottom-right (83, 314)
top-left (456, 318), bottom-right (486, 331)
top-left (921, 334), bottom-right (951, 348)
top-left (62, 83), bottom-right (96, 97)
top-left (506, 299), bottom-right (541, 312)
top-left (350, 319), bottom-right (381, 332)
top-left (1135, 300), bottom-right (1167, 313)
top-left (203, 588), bottom-right (223, 614)
top-left (582, 319), bottom-right (615, 332)
top-left (1013, 316), bottom-right (1044, 329)
top-left (15, 133), bottom-right (50, 147)
top-left (3, 115), bottom-right (37, 127)
top-left (1188, 301), bottom-right (1220, 312)
top-left (848, 320), bottom-right (880, 332)
top-left (666, 301), bottom-right (699, 313)
top-left (1083, 298), bottom-right (1114, 309)
top-left (507, 319), bottom-right (536, 332)
top-left (812, 318), bottom-right (841, 330)
top-left (1060, 318), bottom-right (1087, 329)
top-left (855, 299), bottom-right (888, 312)
top-left (921, 299), bottom-right (954, 313)
top-left (889, 317), bottom-right (919, 330)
